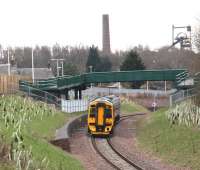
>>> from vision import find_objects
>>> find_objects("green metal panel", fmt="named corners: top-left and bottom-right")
top-left (19, 69), bottom-right (188, 91)
top-left (84, 69), bottom-right (187, 83)
top-left (35, 78), bottom-right (57, 90)
top-left (57, 74), bottom-right (84, 89)
top-left (194, 72), bottom-right (200, 86)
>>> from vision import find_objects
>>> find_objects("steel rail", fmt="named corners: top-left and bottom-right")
top-left (91, 135), bottom-right (144, 170)
top-left (90, 137), bottom-right (120, 170)
top-left (119, 113), bottom-right (146, 119)
top-left (90, 113), bottom-right (146, 170)
top-left (115, 113), bottom-right (146, 125)
top-left (106, 138), bottom-right (143, 170)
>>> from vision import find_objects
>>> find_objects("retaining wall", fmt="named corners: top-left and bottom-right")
top-left (50, 113), bottom-right (87, 152)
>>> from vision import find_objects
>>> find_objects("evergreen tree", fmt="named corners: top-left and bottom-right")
top-left (86, 45), bottom-right (101, 72)
top-left (120, 50), bottom-right (145, 71)
top-left (63, 62), bottom-right (78, 75)
top-left (120, 50), bottom-right (145, 88)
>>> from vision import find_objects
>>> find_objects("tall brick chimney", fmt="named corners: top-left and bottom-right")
top-left (102, 14), bottom-right (111, 55)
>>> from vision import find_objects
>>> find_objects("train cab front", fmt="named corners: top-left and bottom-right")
top-left (88, 101), bottom-right (113, 136)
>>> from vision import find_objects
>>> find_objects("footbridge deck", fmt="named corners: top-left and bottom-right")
top-left (20, 69), bottom-right (188, 91)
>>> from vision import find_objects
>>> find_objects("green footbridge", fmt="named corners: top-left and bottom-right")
top-left (19, 69), bottom-right (189, 99)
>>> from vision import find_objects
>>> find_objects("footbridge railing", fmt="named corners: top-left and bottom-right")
top-left (176, 70), bottom-right (189, 86)
top-left (194, 72), bottom-right (200, 86)
top-left (19, 69), bottom-right (188, 91)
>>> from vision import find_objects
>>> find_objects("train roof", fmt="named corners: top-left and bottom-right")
top-left (90, 95), bottom-right (120, 104)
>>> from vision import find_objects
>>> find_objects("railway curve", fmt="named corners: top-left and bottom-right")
top-left (90, 114), bottom-right (145, 170)
top-left (91, 136), bottom-right (143, 170)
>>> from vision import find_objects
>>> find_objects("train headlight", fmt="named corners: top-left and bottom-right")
top-left (105, 127), bottom-right (111, 132)
top-left (89, 126), bottom-right (96, 132)
top-left (106, 118), bottom-right (112, 125)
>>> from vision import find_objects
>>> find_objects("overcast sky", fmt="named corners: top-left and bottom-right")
top-left (0, 0), bottom-right (200, 51)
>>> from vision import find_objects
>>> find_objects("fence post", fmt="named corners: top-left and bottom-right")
top-left (169, 95), bottom-right (172, 107)
top-left (28, 86), bottom-right (30, 97)
top-left (45, 92), bottom-right (47, 103)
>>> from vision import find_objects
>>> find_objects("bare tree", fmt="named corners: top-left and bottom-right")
top-left (194, 22), bottom-right (200, 52)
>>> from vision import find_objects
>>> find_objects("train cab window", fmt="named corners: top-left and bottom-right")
top-left (90, 107), bottom-right (96, 117)
top-left (104, 108), bottom-right (112, 118)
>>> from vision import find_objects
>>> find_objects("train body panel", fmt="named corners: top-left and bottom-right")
top-left (87, 95), bottom-right (120, 136)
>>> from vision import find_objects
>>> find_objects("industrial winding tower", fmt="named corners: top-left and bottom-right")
top-left (102, 14), bottom-right (111, 55)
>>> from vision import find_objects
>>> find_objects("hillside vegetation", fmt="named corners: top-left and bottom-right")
top-left (138, 103), bottom-right (200, 170)
top-left (0, 95), bottom-right (83, 170)
top-left (121, 97), bottom-right (148, 114)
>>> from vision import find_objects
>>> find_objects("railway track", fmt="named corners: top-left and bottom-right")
top-left (91, 137), bottom-right (143, 170)
top-left (119, 113), bottom-right (146, 121)
top-left (90, 113), bottom-right (145, 170)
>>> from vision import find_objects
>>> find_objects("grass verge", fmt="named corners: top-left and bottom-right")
top-left (137, 108), bottom-right (200, 170)
top-left (0, 95), bottom-right (84, 170)
top-left (121, 99), bottom-right (148, 114)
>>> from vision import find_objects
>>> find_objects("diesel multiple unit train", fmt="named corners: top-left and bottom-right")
top-left (87, 95), bottom-right (120, 136)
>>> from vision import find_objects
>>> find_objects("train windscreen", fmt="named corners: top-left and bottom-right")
top-left (104, 107), bottom-right (112, 118)
top-left (90, 107), bottom-right (96, 117)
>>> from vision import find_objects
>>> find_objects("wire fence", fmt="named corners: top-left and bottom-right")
top-left (169, 88), bottom-right (198, 106)
top-left (15, 81), bottom-right (200, 111)
top-left (18, 84), bottom-right (61, 107)
top-left (83, 87), bottom-right (175, 97)
top-left (61, 99), bottom-right (88, 113)
top-left (18, 85), bottom-right (173, 112)
top-left (19, 84), bottom-right (89, 113)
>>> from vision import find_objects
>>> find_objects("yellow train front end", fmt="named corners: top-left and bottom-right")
top-left (87, 99), bottom-right (114, 136)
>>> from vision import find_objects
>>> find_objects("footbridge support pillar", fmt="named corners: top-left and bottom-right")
top-left (64, 89), bottom-right (69, 100)
top-left (56, 91), bottom-right (61, 99)
top-left (74, 88), bottom-right (82, 100)
top-left (74, 89), bottom-right (78, 100)
top-left (78, 89), bottom-right (82, 100)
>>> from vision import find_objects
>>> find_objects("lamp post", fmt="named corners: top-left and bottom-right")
top-left (89, 65), bottom-right (93, 73)
top-left (89, 65), bottom-right (93, 96)
top-left (32, 47), bottom-right (35, 84)
top-left (7, 48), bottom-right (10, 76)
top-left (50, 58), bottom-right (64, 77)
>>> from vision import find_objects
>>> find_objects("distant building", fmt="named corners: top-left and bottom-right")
top-left (0, 64), bottom-right (7, 73)
top-left (0, 65), bottom-right (54, 80)
top-left (17, 68), bottom-right (54, 80)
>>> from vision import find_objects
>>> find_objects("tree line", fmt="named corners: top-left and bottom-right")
top-left (0, 43), bottom-right (199, 77)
